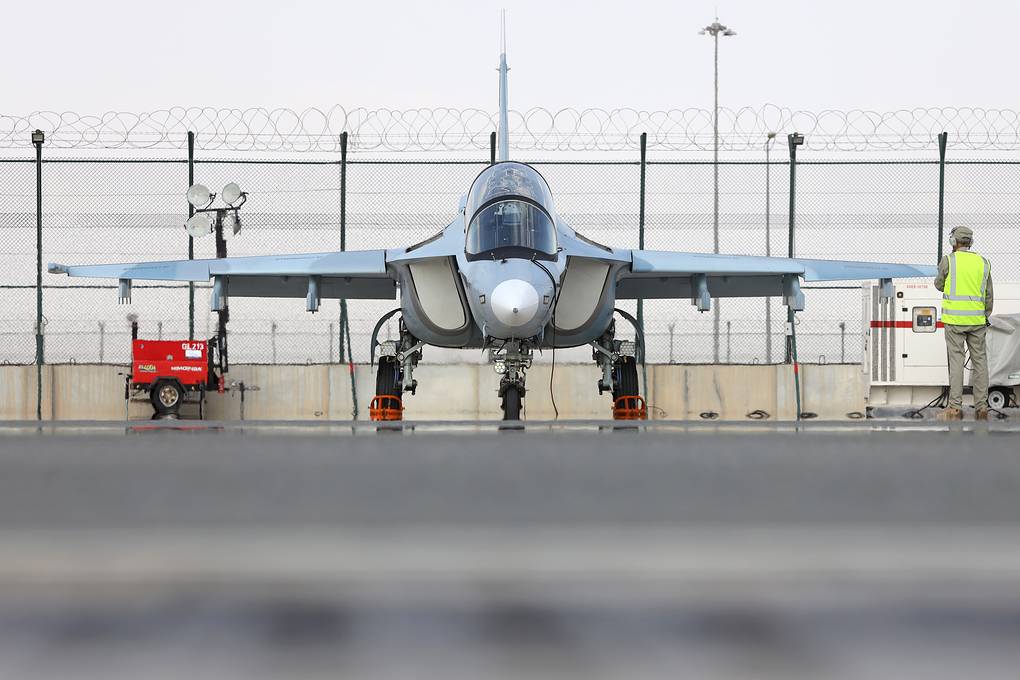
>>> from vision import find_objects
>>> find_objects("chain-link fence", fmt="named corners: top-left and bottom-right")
top-left (2, 153), bottom-right (1017, 365)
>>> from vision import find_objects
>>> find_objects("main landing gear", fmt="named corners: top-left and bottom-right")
top-left (370, 318), bottom-right (423, 422)
top-left (368, 314), bottom-right (646, 422)
top-left (593, 319), bottom-right (647, 420)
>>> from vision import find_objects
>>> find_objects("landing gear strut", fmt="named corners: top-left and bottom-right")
top-left (491, 340), bottom-right (532, 421)
top-left (370, 318), bottom-right (422, 421)
top-left (593, 319), bottom-right (647, 420)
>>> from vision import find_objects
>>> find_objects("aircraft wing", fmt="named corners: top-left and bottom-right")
top-left (48, 250), bottom-right (397, 301)
top-left (616, 250), bottom-right (936, 309)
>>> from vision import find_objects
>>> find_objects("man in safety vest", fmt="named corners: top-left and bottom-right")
top-left (934, 226), bottom-right (994, 420)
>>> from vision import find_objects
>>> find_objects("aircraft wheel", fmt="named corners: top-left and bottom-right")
top-left (376, 356), bottom-right (403, 397)
top-left (150, 379), bottom-right (183, 417)
top-left (612, 356), bottom-right (639, 400)
top-left (501, 383), bottom-right (522, 421)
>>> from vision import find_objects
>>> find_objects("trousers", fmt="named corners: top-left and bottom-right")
top-left (945, 324), bottom-right (988, 409)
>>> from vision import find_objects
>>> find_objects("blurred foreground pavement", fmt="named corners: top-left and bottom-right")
top-left (1, 421), bottom-right (1019, 679)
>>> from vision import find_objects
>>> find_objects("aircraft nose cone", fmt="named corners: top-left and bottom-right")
top-left (491, 279), bottom-right (540, 327)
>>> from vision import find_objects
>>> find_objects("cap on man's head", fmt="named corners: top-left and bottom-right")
top-left (951, 225), bottom-right (973, 244)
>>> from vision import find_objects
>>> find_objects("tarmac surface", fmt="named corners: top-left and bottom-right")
top-left (1, 420), bottom-right (1020, 679)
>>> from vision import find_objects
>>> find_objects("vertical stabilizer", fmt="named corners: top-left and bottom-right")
top-left (497, 11), bottom-right (510, 161)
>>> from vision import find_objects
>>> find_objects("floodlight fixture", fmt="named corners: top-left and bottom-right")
top-left (789, 132), bottom-right (805, 146)
top-left (31, 129), bottom-right (45, 145)
top-left (187, 183), bottom-right (213, 208)
top-left (185, 213), bottom-right (213, 238)
top-left (222, 210), bottom-right (242, 236)
top-left (221, 182), bottom-right (244, 206)
top-left (700, 20), bottom-right (736, 37)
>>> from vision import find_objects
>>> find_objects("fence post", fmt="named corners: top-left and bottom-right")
top-left (98, 322), bottom-right (105, 363)
top-left (339, 131), bottom-right (359, 420)
top-left (637, 132), bottom-right (648, 390)
top-left (490, 131), bottom-right (496, 165)
top-left (32, 129), bottom-right (45, 420)
top-left (839, 321), bottom-right (846, 363)
top-left (271, 322), bottom-right (277, 364)
top-left (937, 131), bottom-right (948, 262)
top-left (765, 134), bottom-right (776, 364)
top-left (726, 321), bottom-right (731, 363)
top-left (188, 131), bottom-right (195, 341)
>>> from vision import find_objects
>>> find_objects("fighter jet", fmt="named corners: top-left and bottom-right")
top-left (48, 40), bottom-right (936, 421)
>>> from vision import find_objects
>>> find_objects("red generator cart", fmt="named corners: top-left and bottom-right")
top-left (131, 339), bottom-right (218, 418)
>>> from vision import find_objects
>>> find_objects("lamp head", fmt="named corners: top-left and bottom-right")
top-left (186, 184), bottom-right (213, 209)
top-left (221, 182), bottom-right (244, 206)
top-left (185, 213), bottom-right (213, 238)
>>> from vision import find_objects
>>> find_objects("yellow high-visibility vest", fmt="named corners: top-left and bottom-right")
top-left (942, 250), bottom-right (989, 326)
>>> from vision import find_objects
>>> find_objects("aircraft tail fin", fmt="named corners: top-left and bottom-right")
top-left (497, 10), bottom-right (510, 161)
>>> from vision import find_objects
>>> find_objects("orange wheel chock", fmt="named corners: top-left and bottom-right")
top-left (370, 394), bottom-right (404, 421)
top-left (613, 395), bottom-right (648, 420)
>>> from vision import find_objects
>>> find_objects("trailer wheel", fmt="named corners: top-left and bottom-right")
top-left (988, 387), bottom-right (1012, 411)
top-left (151, 379), bottom-right (183, 416)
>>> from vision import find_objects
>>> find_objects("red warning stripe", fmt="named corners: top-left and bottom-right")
top-left (869, 320), bottom-right (944, 329)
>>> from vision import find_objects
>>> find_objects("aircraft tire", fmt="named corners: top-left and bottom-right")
top-left (376, 356), bottom-right (402, 398)
top-left (612, 357), bottom-right (639, 400)
top-left (502, 383), bottom-right (522, 421)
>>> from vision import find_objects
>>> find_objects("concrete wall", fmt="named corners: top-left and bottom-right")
top-left (0, 363), bottom-right (867, 422)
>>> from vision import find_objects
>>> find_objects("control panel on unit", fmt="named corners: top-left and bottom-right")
top-left (912, 306), bottom-right (937, 333)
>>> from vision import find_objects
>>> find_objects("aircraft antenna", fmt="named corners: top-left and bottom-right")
top-left (497, 9), bottom-right (510, 161)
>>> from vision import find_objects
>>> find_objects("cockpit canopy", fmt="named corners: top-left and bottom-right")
top-left (464, 162), bottom-right (558, 261)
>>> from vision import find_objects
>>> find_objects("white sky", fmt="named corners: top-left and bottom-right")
top-left (4, 0), bottom-right (1017, 113)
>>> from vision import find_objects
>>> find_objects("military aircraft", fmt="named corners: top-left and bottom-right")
top-left (49, 40), bottom-right (936, 421)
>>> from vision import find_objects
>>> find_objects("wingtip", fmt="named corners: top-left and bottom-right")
top-left (47, 263), bottom-right (67, 274)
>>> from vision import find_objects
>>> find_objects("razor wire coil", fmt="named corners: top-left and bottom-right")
top-left (3, 105), bottom-right (1020, 152)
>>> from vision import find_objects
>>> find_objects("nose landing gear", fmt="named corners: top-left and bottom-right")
top-left (491, 339), bottom-right (532, 421)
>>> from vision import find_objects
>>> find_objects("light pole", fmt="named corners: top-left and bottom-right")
top-left (700, 18), bottom-right (736, 363)
top-left (764, 131), bottom-right (776, 363)
top-left (785, 132), bottom-right (805, 364)
top-left (787, 131), bottom-right (805, 419)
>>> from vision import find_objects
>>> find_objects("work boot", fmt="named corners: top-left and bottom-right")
top-left (975, 408), bottom-right (990, 421)
top-left (936, 407), bottom-right (963, 421)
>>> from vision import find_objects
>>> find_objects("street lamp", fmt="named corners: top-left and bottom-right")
top-left (764, 131), bottom-right (777, 363)
top-left (700, 18), bottom-right (736, 363)
top-left (785, 132), bottom-right (805, 365)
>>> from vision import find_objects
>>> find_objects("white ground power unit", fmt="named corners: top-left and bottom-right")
top-left (864, 282), bottom-right (1020, 409)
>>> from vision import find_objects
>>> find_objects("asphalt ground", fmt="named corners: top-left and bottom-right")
top-left (1, 420), bottom-right (1019, 679)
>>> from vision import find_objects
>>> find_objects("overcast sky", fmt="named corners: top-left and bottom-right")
top-left (4, 0), bottom-right (1017, 113)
